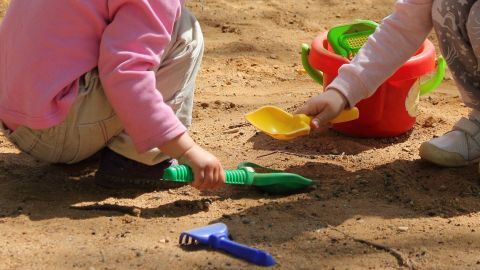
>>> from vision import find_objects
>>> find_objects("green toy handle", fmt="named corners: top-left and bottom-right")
top-left (163, 165), bottom-right (254, 185)
top-left (301, 43), bottom-right (324, 86)
top-left (419, 56), bottom-right (446, 96)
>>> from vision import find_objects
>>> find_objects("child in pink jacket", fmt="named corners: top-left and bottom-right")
top-left (0, 0), bottom-right (225, 190)
top-left (299, 0), bottom-right (480, 168)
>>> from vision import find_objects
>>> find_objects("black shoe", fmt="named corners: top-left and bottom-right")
top-left (95, 148), bottom-right (185, 190)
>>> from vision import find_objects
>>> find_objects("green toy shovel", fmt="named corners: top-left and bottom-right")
top-left (162, 162), bottom-right (314, 195)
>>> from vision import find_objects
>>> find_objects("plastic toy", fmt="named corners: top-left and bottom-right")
top-left (179, 223), bottom-right (276, 266)
top-left (163, 162), bottom-right (314, 194)
top-left (245, 105), bottom-right (359, 141)
top-left (301, 25), bottom-right (446, 137)
top-left (327, 20), bottom-right (378, 59)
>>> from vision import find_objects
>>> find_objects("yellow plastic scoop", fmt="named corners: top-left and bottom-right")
top-left (245, 106), bottom-right (359, 140)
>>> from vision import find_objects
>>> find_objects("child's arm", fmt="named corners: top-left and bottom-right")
top-left (159, 132), bottom-right (225, 190)
top-left (98, 1), bottom-right (184, 153)
top-left (97, 1), bottom-right (224, 189)
top-left (298, 0), bottom-right (434, 127)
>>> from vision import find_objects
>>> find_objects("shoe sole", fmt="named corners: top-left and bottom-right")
top-left (419, 142), bottom-right (479, 167)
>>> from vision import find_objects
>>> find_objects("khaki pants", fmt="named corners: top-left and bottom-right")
top-left (2, 8), bottom-right (203, 165)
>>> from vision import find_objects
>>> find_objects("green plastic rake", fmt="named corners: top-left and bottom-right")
top-left (162, 162), bottom-right (314, 195)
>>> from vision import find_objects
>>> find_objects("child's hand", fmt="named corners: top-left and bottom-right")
top-left (159, 132), bottom-right (225, 190)
top-left (178, 144), bottom-right (225, 190)
top-left (296, 89), bottom-right (348, 129)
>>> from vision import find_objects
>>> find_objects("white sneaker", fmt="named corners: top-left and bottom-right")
top-left (419, 116), bottom-right (480, 167)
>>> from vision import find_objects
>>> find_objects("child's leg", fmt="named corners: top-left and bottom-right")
top-left (433, 0), bottom-right (480, 108)
top-left (99, 7), bottom-right (203, 166)
top-left (105, 7), bottom-right (203, 166)
top-left (420, 1), bottom-right (480, 166)
top-left (95, 8), bottom-right (203, 189)
top-left (1, 71), bottom-right (123, 164)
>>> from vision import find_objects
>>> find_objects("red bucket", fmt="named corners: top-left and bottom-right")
top-left (303, 32), bottom-right (445, 137)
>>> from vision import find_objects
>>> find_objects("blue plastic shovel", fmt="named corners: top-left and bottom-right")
top-left (179, 223), bottom-right (276, 267)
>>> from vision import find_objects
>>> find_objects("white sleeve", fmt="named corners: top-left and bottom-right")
top-left (326, 0), bottom-right (434, 107)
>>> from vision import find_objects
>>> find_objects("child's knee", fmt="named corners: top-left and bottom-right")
top-left (466, 3), bottom-right (480, 42)
top-left (163, 8), bottom-right (204, 62)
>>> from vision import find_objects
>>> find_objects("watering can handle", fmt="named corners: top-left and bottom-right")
top-left (419, 56), bottom-right (446, 96)
top-left (210, 235), bottom-right (276, 266)
top-left (301, 43), bottom-right (324, 86)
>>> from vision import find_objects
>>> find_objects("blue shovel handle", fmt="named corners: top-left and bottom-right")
top-left (209, 235), bottom-right (276, 266)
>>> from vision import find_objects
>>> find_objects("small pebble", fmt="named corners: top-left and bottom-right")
top-left (398, 226), bottom-right (409, 232)
top-left (223, 128), bottom-right (240, 134)
top-left (200, 199), bottom-right (212, 211)
top-left (242, 219), bottom-right (252, 225)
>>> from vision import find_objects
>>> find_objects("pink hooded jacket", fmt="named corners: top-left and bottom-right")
top-left (0, 0), bottom-right (186, 152)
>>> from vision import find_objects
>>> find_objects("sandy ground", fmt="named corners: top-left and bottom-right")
top-left (1, 0), bottom-right (480, 269)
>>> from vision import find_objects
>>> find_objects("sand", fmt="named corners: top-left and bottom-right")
top-left (0, 0), bottom-right (479, 269)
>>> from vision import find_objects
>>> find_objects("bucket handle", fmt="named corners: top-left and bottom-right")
top-left (419, 56), bottom-right (446, 96)
top-left (302, 42), bottom-right (446, 97)
top-left (301, 43), bottom-right (324, 86)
